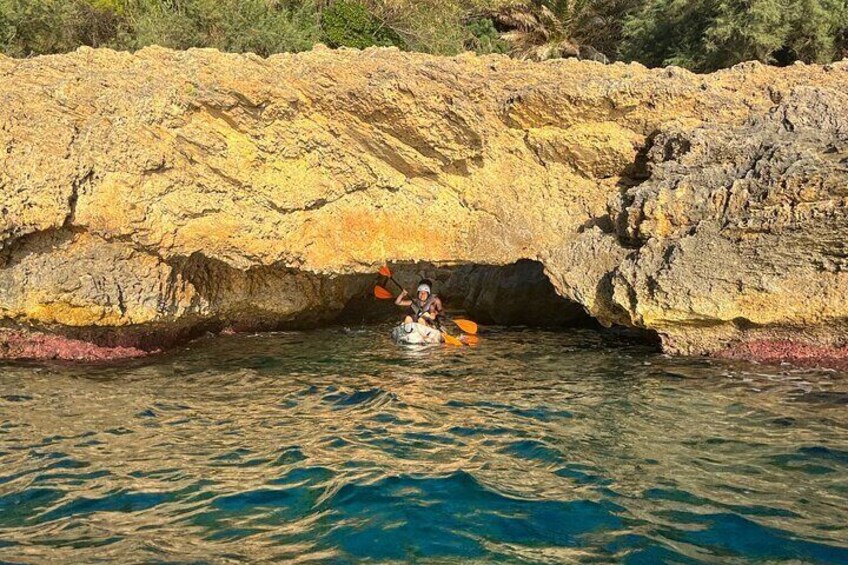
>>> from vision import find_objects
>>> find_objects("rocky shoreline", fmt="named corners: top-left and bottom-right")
top-left (1, 46), bottom-right (847, 366)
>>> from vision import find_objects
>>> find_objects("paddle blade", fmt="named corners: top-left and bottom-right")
top-left (462, 334), bottom-right (480, 346)
top-left (374, 286), bottom-right (393, 300)
top-left (452, 319), bottom-right (478, 334)
top-left (378, 266), bottom-right (393, 278)
top-left (442, 332), bottom-right (464, 347)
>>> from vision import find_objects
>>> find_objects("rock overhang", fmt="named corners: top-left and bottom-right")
top-left (1, 46), bottom-right (848, 365)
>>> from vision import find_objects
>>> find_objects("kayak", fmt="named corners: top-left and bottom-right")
top-left (390, 322), bottom-right (444, 346)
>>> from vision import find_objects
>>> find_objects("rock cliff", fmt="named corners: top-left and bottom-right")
top-left (1, 46), bottom-right (847, 364)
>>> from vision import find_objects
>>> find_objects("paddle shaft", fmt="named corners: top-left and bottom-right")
top-left (383, 274), bottom-right (405, 294)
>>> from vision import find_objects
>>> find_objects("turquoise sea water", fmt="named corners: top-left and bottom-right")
top-left (1, 326), bottom-right (847, 563)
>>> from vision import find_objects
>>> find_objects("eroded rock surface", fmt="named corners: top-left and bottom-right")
top-left (1, 47), bottom-right (847, 363)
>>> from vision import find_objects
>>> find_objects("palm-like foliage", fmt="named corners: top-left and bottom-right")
top-left (491, 2), bottom-right (579, 60)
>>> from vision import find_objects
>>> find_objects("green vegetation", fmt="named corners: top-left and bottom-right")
top-left (321, 0), bottom-right (404, 49)
top-left (1, 0), bottom-right (846, 71)
top-left (622, 0), bottom-right (848, 71)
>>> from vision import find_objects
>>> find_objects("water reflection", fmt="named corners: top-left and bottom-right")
top-left (1, 326), bottom-right (846, 563)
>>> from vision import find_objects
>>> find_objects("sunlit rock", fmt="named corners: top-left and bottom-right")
top-left (2, 47), bottom-right (847, 363)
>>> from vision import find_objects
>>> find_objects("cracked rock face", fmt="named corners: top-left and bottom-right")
top-left (1, 46), bottom-right (847, 364)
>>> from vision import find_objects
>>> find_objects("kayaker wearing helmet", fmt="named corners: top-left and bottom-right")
top-left (395, 279), bottom-right (444, 328)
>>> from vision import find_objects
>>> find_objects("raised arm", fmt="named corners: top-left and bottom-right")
top-left (395, 290), bottom-right (412, 307)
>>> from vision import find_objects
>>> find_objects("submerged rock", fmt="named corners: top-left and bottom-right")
top-left (1, 47), bottom-right (847, 364)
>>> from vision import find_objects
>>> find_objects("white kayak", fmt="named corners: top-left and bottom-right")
top-left (390, 322), bottom-right (444, 346)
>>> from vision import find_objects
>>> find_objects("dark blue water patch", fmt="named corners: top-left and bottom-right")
top-left (74, 438), bottom-right (104, 448)
top-left (768, 445), bottom-right (848, 474)
top-left (296, 384), bottom-right (321, 397)
top-left (135, 408), bottom-right (157, 418)
top-left (163, 482), bottom-right (218, 507)
top-left (33, 469), bottom-right (112, 485)
top-left (277, 398), bottom-right (299, 409)
top-left (1, 455), bottom-right (90, 486)
top-left (0, 469), bottom-right (31, 486)
top-left (272, 446), bottom-right (307, 466)
top-left (554, 464), bottom-right (612, 487)
top-left (0, 538), bottom-right (20, 548)
top-left (682, 436), bottom-right (768, 449)
top-left (370, 412), bottom-right (415, 425)
top-left (27, 450), bottom-right (73, 462)
top-left (349, 433), bottom-right (427, 461)
top-left (509, 406), bottom-right (574, 422)
top-left (499, 439), bottom-right (564, 464)
top-left (798, 445), bottom-right (848, 465)
top-left (152, 402), bottom-right (192, 411)
top-left (771, 417), bottom-right (797, 427)
top-left (792, 391), bottom-right (848, 406)
top-left (322, 388), bottom-right (396, 409)
top-left (323, 470), bottom-right (623, 561)
top-left (35, 490), bottom-right (172, 524)
top-left (42, 458), bottom-right (89, 470)
top-left (205, 527), bottom-right (265, 542)
top-left (1, 395), bottom-right (33, 402)
top-left (194, 467), bottom-right (335, 536)
top-left (402, 431), bottom-right (460, 447)
top-left (128, 468), bottom-right (181, 480)
top-left (657, 511), bottom-right (848, 562)
top-left (34, 535), bottom-right (123, 550)
top-left (645, 487), bottom-right (800, 518)
top-left (448, 425), bottom-right (514, 437)
top-left (323, 437), bottom-right (352, 449)
top-left (196, 481), bottom-right (327, 534)
top-left (0, 488), bottom-right (66, 527)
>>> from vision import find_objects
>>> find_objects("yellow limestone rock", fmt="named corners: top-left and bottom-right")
top-left (1, 47), bottom-right (848, 361)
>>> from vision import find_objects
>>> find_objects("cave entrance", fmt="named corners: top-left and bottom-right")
top-left (338, 259), bottom-right (600, 329)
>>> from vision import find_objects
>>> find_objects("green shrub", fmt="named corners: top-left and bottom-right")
top-left (320, 0), bottom-right (404, 49)
top-left (620, 0), bottom-right (718, 70)
top-left (127, 0), bottom-right (320, 55)
top-left (621, 0), bottom-right (848, 71)
top-left (465, 16), bottom-right (509, 54)
top-left (1, 0), bottom-right (75, 56)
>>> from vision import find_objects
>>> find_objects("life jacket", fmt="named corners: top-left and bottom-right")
top-left (410, 294), bottom-right (439, 323)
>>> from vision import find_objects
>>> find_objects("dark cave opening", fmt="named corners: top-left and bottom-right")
top-left (336, 259), bottom-right (659, 348)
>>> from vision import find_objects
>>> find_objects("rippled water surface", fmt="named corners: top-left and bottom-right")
top-left (1, 326), bottom-right (848, 563)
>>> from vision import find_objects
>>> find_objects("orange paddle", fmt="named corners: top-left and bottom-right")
top-left (377, 266), bottom-right (480, 336)
top-left (375, 268), bottom-right (474, 347)
top-left (374, 286), bottom-right (393, 299)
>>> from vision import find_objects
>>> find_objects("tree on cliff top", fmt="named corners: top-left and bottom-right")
top-left (621, 0), bottom-right (848, 71)
top-left (485, 0), bottom-right (639, 61)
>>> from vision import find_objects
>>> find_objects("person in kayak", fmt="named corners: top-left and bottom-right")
top-left (395, 279), bottom-right (444, 328)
